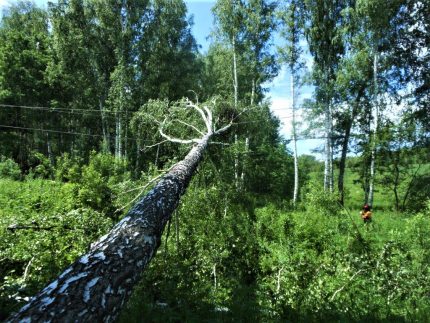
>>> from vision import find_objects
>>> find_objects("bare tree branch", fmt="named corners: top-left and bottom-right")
top-left (172, 119), bottom-right (205, 136)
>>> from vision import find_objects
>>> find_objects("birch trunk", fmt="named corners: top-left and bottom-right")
top-left (291, 74), bottom-right (299, 206)
top-left (115, 113), bottom-right (122, 159)
top-left (8, 134), bottom-right (212, 323)
top-left (46, 132), bottom-right (54, 167)
top-left (240, 137), bottom-right (249, 187)
top-left (100, 98), bottom-right (110, 153)
top-left (232, 35), bottom-right (238, 110)
top-left (368, 51), bottom-right (379, 206)
top-left (250, 79), bottom-right (255, 106)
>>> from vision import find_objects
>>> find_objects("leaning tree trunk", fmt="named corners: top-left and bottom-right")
top-left (7, 133), bottom-right (212, 323)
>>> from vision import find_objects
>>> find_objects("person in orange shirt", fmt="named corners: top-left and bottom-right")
top-left (360, 204), bottom-right (372, 223)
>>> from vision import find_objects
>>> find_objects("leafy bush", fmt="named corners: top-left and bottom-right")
top-left (0, 157), bottom-right (21, 180)
top-left (27, 152), bottom-right (53, 179)
top-left (77, 152), bottom-right (130, 214)
top-left (304, 181), bottom-right (342, 217)
top-left (55, 153), bottom-right (83, 182)
top-left (0, 178), bottom-right (113, 319)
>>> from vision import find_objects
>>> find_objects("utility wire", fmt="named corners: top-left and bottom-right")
top-left (0, 104), bottom-right (132, 116)
top-left (0, 124), bottom-right (156, 143)
top-left (0, 103), bottom-right (305, 122)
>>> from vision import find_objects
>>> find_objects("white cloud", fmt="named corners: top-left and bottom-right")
top-left (0, 0), bottom-right (9, 8)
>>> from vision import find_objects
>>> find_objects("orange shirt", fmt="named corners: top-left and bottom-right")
top-left (361, 211), bottom-right (372, 219)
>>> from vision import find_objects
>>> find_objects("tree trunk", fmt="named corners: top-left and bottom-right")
top-left (234, 134), bottom-right (239, 189)
top-left (100, 97), bottom-right (110, 153)
top-left (46, 132), bottom-right (55, 167)
top-left (7, 134), bottom-right (212, 323)
top-left (368, 51), bottom-right (379, 206)
top-left (250, 78), bottom-right (255, 106)
top-left (291, 73), bottom-right (299, 206)
top-left (232, 35), bottom-right (238, 110)
top-left (338, 102), bottom-right (358, 205)
top-left (240, 137), bottom-right (249, 188)
top-left (324, 103), bottom-right (333, 192)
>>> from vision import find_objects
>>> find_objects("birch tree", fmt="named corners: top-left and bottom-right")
top-left (278, 0), bottom-right (305, 206)
top-left (303, 0), bottom-right (344, 192)
top-left (357, 0), bottom-right (402, 206)
top-left (6, 100), bottom-right (232, 322)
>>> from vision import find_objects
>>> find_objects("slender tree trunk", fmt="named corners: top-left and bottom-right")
top-left (135, 139), bottom-right (140, 172)
top-left (240, 137), bottom-right (249, 188)
top-left (8, 134), bottom-right (213, 323)
top-left (232, 34), bottom-right (239, 189)
top-left (46, 132), bottom-right (55, 167)
top-left (338, 102), bottom-right (358, 205)
top-left (115, 113), bottom-right (120, 159)
top-left (368, 51), bottom-right (379, 206)
top-left (393, 157), bottom-right (400, 211)
top-left (251, 78), bottom-right (255, 106)
top-left (100, 98), bottom-right (110, 153)
top-left (118, 115), bottom-right (122, 158)
top-left (291, 74), bottom-right (299, 206)
top-left (234, 134), bottom-right (239, 188)
top-left (232, 35), bottom-right (238, 110)
top-left (324, 103), bottom-right (333, 192)
top-left (124, 111), bottom-right (128, 160)
top-left (338, 120), bottom-right (352, 205)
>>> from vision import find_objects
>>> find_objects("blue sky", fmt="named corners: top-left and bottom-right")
top-left (0, 0), bottom-right (322, 156)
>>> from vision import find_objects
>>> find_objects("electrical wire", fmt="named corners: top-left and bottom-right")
top-left (0, 124), bottom-right (156, 143)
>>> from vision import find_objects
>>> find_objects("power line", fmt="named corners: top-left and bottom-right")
top-left (0, 103), bottom-right (306, 121)
top-left (0, 124), bottom-right (156, 143)
top-left (0, 104), bottom-right (132, 116)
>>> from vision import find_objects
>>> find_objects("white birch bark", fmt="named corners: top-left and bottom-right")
top-left (368, 51), bottom-right (379, 206)
top-left (291, 74), bottom-right (299, 205)
top-left (240, 137), bottom-right (249, 187)
top-left (232, 35), bottom-right (238, 110)
top-left (100, 98), bottom-right (110, 153)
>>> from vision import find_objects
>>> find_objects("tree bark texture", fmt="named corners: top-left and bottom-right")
top-left (7, 134), bottom-right (211, 323)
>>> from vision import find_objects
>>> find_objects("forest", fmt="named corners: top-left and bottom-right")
top-left (0, 0), bottom-right (429, 321)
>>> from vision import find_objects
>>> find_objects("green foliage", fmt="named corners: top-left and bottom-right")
top-left (27, 151), bottom-right (53, 179)
top-left (304, 181), bottom-right (341, 216)
top-left (54, 153), bottom-right (83, 182)
top-left (77, 152), bottom-right (130, 214)
top-left (0, 157), bottom-right (21, 180)
top-left (0, 178), bottom-right (113, 319)
top-left (255, 204), bottom-right (430, 321)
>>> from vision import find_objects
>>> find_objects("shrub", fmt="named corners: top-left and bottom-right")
top-left (77, 152), bottom-right (130, 214)
top-left (0, 157), bottom-right (21, 180)
top-left (304, 181), bottom-right (341, 217)
top-left (27, 152), bottom-right (53, 179)
top-left (55, 153), bottom-right (82, 183)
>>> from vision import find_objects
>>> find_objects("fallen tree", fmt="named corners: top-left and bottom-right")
top-left (7, 100), bottom-right (231, 322)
